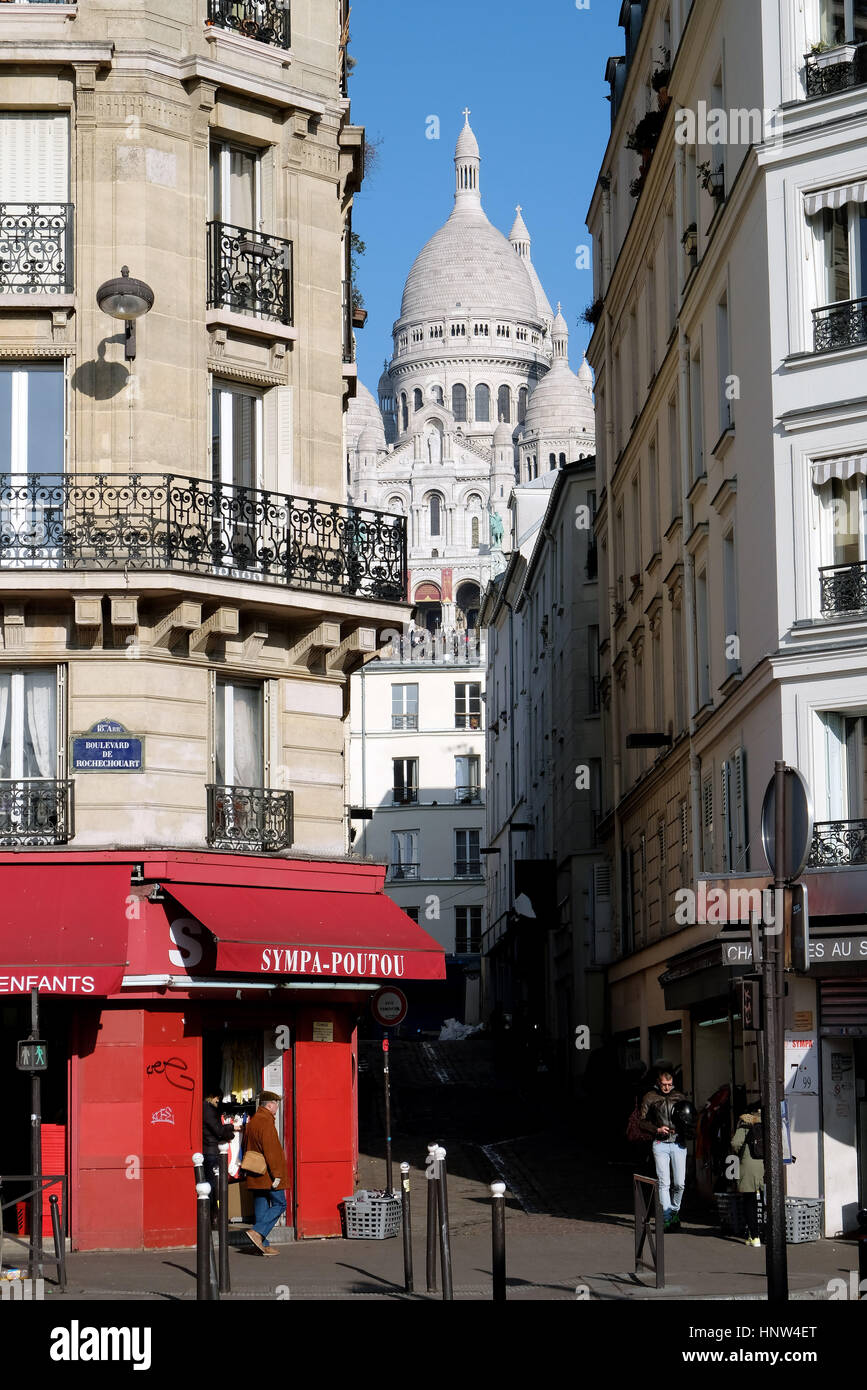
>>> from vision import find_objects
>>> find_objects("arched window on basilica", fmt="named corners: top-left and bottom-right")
top-left (497, 385), bottom-right (511, 424)
top-left (414, 388), bottom-right (423, 411)
top-left (400, 393), bottom-right (409, 432)
top-left (466, 492), bottom-right (483, 549)
top-left (456, 581), bottom-right (481, 632)
top-left (474, 383), bottom-right (490, 423)
top-left (428, 492), bottom-right (443, 537)
top-left (452, 383), bottom-right (467, 422)
top-left (518, 387), bottom-right (528, 424)
top-left (430, 384), bottom-right (444, 405)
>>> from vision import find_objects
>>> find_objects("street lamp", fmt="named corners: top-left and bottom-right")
top-left (96, 265), bottom-right (154, 360)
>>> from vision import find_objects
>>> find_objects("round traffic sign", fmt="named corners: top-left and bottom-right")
top-left (371, 986), bottom-right (408, 1027)
top-left (761, 767), bottom-right (814, 880)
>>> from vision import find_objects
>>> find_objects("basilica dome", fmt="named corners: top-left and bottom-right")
top-left (344, 380), bottom-right (387, 454)
top-left (523, 311), bottom-right (595, 436)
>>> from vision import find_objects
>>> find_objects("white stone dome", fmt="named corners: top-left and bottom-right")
top-left (345, 381), bottom-right (386, 454)
top-left (524, 360), bottom-right (595, 436)
top-left (399, 118), bottom-right (540, 324)
top-left (493, 419), bottom-right (513, 447)
top-left (578, 353), bottom-right (594, 389)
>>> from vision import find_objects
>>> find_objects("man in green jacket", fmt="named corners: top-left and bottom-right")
top-left (731, 1107), bottom-right (765, 1246)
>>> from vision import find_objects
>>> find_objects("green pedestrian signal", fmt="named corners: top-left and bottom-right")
top-left (16, 1040), bottom-right (47, 1071)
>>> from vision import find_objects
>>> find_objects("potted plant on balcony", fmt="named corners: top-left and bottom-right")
top-left (582, 297), bottom-right (603, 328)
top-left (809, 36), bottom-right (858, 67)
top-left (651, 48), bottom-right (671, 108)
top-left (681, 223), bottom-right (698, 257)
top-left (626, 109), bottom-right (666, 159)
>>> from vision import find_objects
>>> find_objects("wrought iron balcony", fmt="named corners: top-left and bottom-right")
top-left (0, 204), bottom-right (73, 294)
top-left (455, 785), bottom-right (481, 804)
top-left (0, 779), bottom-right (73, 847)
top-left (813, 296), bottom-right (867, 352)
top-left (808, 818), bottom-right (867, 867)
top-left (392, 788), bottom-right (418, 805)
top-left (389, 863), bottom-right (419, 881)
top-left (391, 714), bottom-right (418, 729)
top-left (819, 560), bottom-right (867, 616)
top-left (206, 0), bottom-right (290, 48)
top-left (207, 220), bottom-right (293, 325)
top-left (454, 859), bottom-right (482, 878)
top-left (206, 784), bottom-right (293, 852)
top-left (0, 473), bottom-right (407, 601)
top-left (805, 42), bottom-right (867, 98)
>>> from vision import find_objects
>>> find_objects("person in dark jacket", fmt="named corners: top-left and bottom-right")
top-left (639, 1069), bottom-right (689, 1230)
top-left (242, 1091), bottom-right (288, 1256)
top-left (203, 1092), bottom-right (237, 1227)
top-left (730, 1106), bottom-right (765, 1246)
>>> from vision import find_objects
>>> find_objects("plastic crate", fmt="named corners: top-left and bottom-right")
top-left (341, 1193), bottom-right (401, 1240)
top-left (754, 1194), bottom-right (824, 1244)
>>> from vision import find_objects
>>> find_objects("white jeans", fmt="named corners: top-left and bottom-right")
top-left (652, 1140), bottom-right (686, 1214)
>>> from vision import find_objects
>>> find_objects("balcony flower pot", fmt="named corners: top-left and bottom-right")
top-left (351, 306), bottom-right (367, 328)
top-left (810, 41), bottom-right (858, 67)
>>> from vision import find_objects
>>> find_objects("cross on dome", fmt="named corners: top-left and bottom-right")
top-left (462, 107), bottom-right (471, 123)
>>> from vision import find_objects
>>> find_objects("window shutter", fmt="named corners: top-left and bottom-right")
top-left (263, 385), bottom-right (293, 494)
top-left (702, 774), bottom-right (714, 872)
top-left (592, 862), bottom-right (612, 964)
top-left (733, 747), bottom-right (747, 870)
top-left (0, 114), bottom-right (68, 203)
top-left (720, 760), bottom-right (731, 871)
top-left (259, 145), bottom-right (275, 231)
top-left (680, 798), bottom-right (689, 853)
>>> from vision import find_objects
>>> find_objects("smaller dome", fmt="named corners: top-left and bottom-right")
top-left (493, 419), bottom-right (513, 447)
top-left (455, 114), bottom-right (480, 159)
top-left (523, 360), bottom-right (595, 437)
top-left (578, 353), bottom-right (594, 388)
top-left (358, 426), bottom-right (381, 453)
top-left (509, 206), bottom-right (530, 243)
top-left (378, 359), bottom-right (392, 394)
top-left (552, 305), bottom-right (568, 335)
top-left (345, 381), bottom-right (387, 454)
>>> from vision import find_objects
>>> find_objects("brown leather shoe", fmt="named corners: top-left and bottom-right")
top-left (262, 1246), bottom-right (279, 1257)
top-left (246, 1230), bottom-right (264, 1254)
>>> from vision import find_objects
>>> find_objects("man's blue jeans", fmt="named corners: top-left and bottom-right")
top-left (253, 1189), bottom-right (287, 1245)
top-left (652, 1140), bottom-right (686, 1216)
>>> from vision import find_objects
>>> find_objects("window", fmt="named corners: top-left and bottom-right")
top-left (391, 830), bottom-right (419, 880)
top-left (809, 202), bottom-right (867, 310)
top-left (723, 529), bottom-right (739, 674)
top-left (429, 493), bottom-right (441, 536)
top-left (821, 0), bottom-right (867, 44)
top-left (431, 385), bottom-right (444, 405)
top-left (646, 262), bottom-right (657, 379)
top-left (452, 384), bottom-right (467, 422)
top-left (701, 772), bottom-right (714, 872)
top-left (819, 475), bottom-right (867, 567)
top-left (393, 757), bottom-right (418, 805)
top-left (720, 747), bottom-right (748, 871)
top-left (391, 683), bottom-right (418, 730)
top-left (400, 393), bottom-right (409, 432)
top-left (588, 625), bottom-right (600, 712)
top-left (455, 905), bottom-right (482, 952)
top-left (405, 907), bottom-right (420, 923)
top-left (455, 682), bottom-right (482, 729)
top-left (455, 828), bottom-right (480, 877)
top-left (215, 681), bottom-right (263, 787)
top-left (0, 669), bottom-right (57, 780)
top-left (471, 516), bottom-right (479, 547)
top-left (672, 602), bottom-right (686, 733)
top-left (695, 569), bottom-right (710, 706)
top-left (0, 363), bottom-right (64, 478)
top-left (474, 383), bottom-right (490, 422)
top-left (0, 113), bottom-right (68, 204)
top-left (212, 380), bottom-right (261, 490)
top-left (689, 347), bottom-right (704, 482)
top-left (668, 395), bottom-right (680, 522)
top-left (497, 385), bottom-right (511, 423)
top-left (518, 386), bottom-right (529, 424)
top-left (716, 293), bottom-right (732, 432)
top-left (648, 438), bottom-right (660, 554)
top-left (455, 755), bottom-right (481, 803)
top-left (413, 388), bottom-right (423, 411)
top-left (209, 138), bottom-right (260, 229)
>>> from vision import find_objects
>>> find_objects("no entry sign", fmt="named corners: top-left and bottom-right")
top-left (371, 986), bottom-right (408, 1027)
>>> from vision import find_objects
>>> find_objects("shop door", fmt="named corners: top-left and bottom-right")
top-left (856, 1040), bottom-right (867, 1209)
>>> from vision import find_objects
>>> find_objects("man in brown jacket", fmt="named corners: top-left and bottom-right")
top-left (243, 1091), bottom-right (288, 1255)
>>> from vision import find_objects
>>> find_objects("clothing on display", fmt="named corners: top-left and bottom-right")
top-left (220, 1037), bottom-right (260, 1102)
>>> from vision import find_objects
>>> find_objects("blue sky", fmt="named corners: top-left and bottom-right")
top-left (349, 0), bottom-right (619, 390)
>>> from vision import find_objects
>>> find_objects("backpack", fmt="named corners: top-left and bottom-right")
top-left (626, 1100), bottom-right (646, 1144)
top-left (745, 1122), bottom-right (764, 1160)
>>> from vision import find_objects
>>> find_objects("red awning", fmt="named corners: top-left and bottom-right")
top-left (165, 882), bottom-right (446, 981)
top-left (0, 862), bottom-right (130, 995)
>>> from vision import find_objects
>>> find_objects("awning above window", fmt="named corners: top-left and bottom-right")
top-left (165, 881), bottom-right (446, 982)
top-left (811, 454), bottom-right (867, 486)
top-left (805, 183), bottom-right (867, 216)
top-left (0, 863), bottom-right (130, 995)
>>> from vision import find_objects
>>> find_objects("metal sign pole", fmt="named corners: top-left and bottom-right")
top-left (29, 987), bottom-right (43, 1282)
top-left (383, 1038), bottom-right (393, 1195)
top-left (763, 760), bottom-right (789, 1302)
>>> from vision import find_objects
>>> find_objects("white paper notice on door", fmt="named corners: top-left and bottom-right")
top-left (785, 1036), bottom-right (818, 1095)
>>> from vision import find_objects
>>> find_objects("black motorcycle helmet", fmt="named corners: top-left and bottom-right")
top-left (671, 1099), bottom-right (697, 1140)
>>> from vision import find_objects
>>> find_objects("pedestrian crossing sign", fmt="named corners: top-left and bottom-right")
top-left (16, 1040), bottom-right (47, 1071)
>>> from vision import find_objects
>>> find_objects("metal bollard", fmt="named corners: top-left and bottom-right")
top-left (196, 1182), bottom-right (217, 1301)
top-left (491, 1181), bottom-right (506, 1302)
top-left (49, 1192), bottom-right (66, 1292)
top-left (400, 1161), bottom-right (413, 1294)
top-left (217, 1145), bottom-right (231, 1294)
top-left (435, 1146), bottom-right (453, 1301)
top-left (425, 1142), bottom-right (438, 1293)
top-left (192, 1151), bottom-right (206, 1185)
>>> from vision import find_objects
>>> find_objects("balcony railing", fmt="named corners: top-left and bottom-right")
top-left (819, 560), bottom-right (867, 617)
top-left (808, 818), bottom-right (867, 867)
top-left (389, 863), bottom-right (419, 881)
top-left (392, 789), bottom-right (418, 805)
top-left (391, 714), bottom-right (418, 729)
top-left (0, 779), bottom-right (73, 846)
top-left (0, 204), bottom-right (73, 294)
top-left (455, 785), bottom-right (481, 804)
top-left (206, 784), bottom-right (293, 852)
top-left (206, 0), bottom-right (290, 49)
top-left (805, 42), bottom-right (867, 98)
top-left (454, 859), bottom-right (482, 878)
top-left (207, 221), bottom-right (293, 325)
top-left (813, 296), bottom-right (867, 352)
top-left (0, 473), bottom-right (407, 600)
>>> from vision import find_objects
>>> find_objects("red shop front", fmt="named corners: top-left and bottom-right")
top-left (0, 851), bottom-right (445, 1250)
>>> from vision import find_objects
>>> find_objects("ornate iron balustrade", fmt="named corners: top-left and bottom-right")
top-left (391, 714), bottom-right (418, 729)
top-left (0, 204), bottom-right (73, 294)
top-left (207, 220), bottom-right (293, 324)
top-left (392, 789), bottom-right (418, 805)
top-left (0, 779), bottom-right (73, 846)
top-left (808, 818), bottom-right (867, 867)
top-left (0, 473), bottom-right (407, 600)
top-left (813, 296), bottom-right (867, 352)
top-left (206, 0), bottom-right (290, 48)
top-left (206, 784), bottom-right (293, 852)
top-left (454, 859), bottom-right (482, 878)
top-left (805, 42), bottom-right (867, 97)
top-left (389, 863), bottom-right (419, 881)
top-left (455, 785), bottom-right (481, 804)
top-left (819, 560), bottom-right (867, 616)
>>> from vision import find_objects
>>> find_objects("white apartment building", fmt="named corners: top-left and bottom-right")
top-left (348, 636), bottom-right (486, 1024)
top-left (588, 0), bottom-right (867, 1235)
top-left (482, 460), bottom-right (604, 1086)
